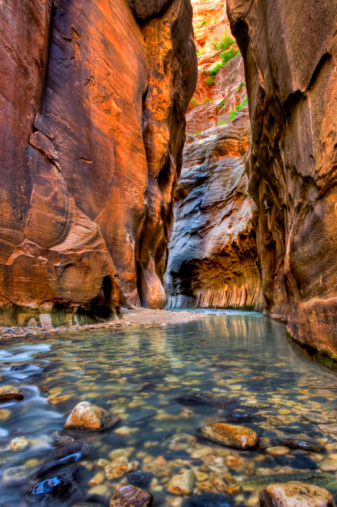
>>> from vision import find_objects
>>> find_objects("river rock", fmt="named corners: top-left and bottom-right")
top-left (199, 422), bottom-right (259, 449)
top-left (165, 433), bottom-right (197, 450)
top-left (319, 424), bottom-right (337, 434)
top-left (26, 468), bottom-right (83, 505)
top-left (275, 438), bottom-right (325, 452)
top-left (167, 469), bottom-right (196, 496)
top-left (0, 385), bottom-right (24, 401)
top-left (259, 481), bottom-right (336, 507)
top-left (109, 483), bottom-right (152, 506)
top-left (65, 402), bottom-right (120, 431)
top-left (105, 461), bottom-right (139, 480)
top-left (39, 441), bottom-right (93, 475)
top-left (303, 414), bottom-right (330, 425)
top-left (127, 472), bottom-right (154, 489)
top-left (319, 457), bottom-right (337, 473)
top-left (3, 464), bottom-right (40, 484)
top-left (9, 436), bottom-right (30, 451)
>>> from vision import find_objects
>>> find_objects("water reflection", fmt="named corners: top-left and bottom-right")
top-left (1, 312), bottom-right (337, 506)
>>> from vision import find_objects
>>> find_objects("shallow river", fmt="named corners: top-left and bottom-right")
top-left (1, 311), bottom-right (337, 506)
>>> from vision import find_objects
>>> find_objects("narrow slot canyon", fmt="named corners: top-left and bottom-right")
top-left (0, 1), bottom-right (337, 506)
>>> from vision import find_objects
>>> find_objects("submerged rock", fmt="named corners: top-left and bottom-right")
top-left (199, 422), bottom-right (258, 449)
top-left (167, 469), bottom-right (196, 496)
top-left (3, 463), bottom-right (40, 484)
top-left (105, 461), bottom-right (139, 480)
top-left (303, 414), bottom-right (330, 425)
top-left (176, 391), bottom-right (235, 409)
top-left (39, 441), bottom-right (93, 475)
top-left (259, 481), bottom-right (336, 507)
top-left (109, 483), bottom-right (152, 506)
top-left (127, 472), bottom-right (154, 489)
top-left (275, 438), bottom-right (325, 452)
top-left (26, 468), bottom-right (83, 506)
top-left (9, 436), bottom-right (30, 451)
top-left (65, 402), bottom-right (120, 431)
top-left (0, 385), bottom-right (24, 401)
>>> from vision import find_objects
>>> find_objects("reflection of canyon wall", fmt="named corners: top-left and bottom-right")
top-left (165, 1), bottom-right (263, 310)
top-left (0, 0), bottom-right (197, 324)
top-left (227, 0), bottom-right (337, 357)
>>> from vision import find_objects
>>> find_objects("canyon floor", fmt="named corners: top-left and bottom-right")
top-left (0, 309), bottom-right (209, 343)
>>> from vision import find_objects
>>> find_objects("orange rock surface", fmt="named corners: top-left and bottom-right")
top-left (0, 0), bottom-right (197, 324)
top-left (228, 0), bottom-right (337, 357)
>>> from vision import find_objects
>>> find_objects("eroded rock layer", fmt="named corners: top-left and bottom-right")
top-left (166, 1), bottom-right (262, 310)
top-left (227, 0), bottom-right (337, 356)
top-left (0, 0), bottom-right (196, 325)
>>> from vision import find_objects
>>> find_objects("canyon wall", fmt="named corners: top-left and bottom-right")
top-left (0, 0), bottom-right (196, 325)
top-left (165, 0), bottom-right (263, 310)
top-left (227, 0), bottom-right (337, 357)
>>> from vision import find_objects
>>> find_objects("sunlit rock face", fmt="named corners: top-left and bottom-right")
top-left (227, 0), bottom-right (337, 357)
top-left (0, 0), bottom-right (196, 324)
top-left (165, 1), bottom-right (263, 310)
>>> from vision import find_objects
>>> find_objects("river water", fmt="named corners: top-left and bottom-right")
top-left (1, 311), bottom-right (337, 506)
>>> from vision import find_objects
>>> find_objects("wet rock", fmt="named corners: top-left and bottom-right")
top-left (259, 481), bottom-right (336, 507)
top-left (127, 472), bottom-right (154, 489)
top-left (266, 446), bottom-right (290, 456)
top-left (275, 438), bottom-right (325, 452)
top-left (182, 492), bottom-right (234, 506)
top-left (26, 468), bottom-right (83, 506)
top-left (165, 433), bottom-right (197, 450)
top-left (39, 441), bottom-right (93, 475)
top-left (3, 464), bottom-right (40, 484)
top-left (319, 424), bottom-right (337, 434)
top-left (105, 461), bottom-right (139, 480)
top-left (176, 391), bottom-right (235, 409)
top-left (109, 483), bottom-right (152, 506)
top-left (320, 457), bottom-right (337, 473)
top-left (199, 422), bottom-right (259, 449)
top-left (167, 469), bottom-right (196, 496)
top-left (9, 436), bottom-right (30, 451)
top-left (65, 402), bottom-right (120, 431)
top-left (134, 382), bottom-right (153, 392)
top-left (0, 385), bottom-right (24, 401)
top-left (52, 431), bottom-right (74, 446)
top-left (229, 409), bottom-right (255, 422)
top-left (303, 414), bottom-right (330, 424)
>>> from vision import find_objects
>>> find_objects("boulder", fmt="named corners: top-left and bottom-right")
top-left (65, 402), bottom-right (120, 431)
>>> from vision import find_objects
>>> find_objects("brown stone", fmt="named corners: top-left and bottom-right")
top-left (109, 483), bottom-right (152, 507)
top-left (0, 386), bottom-right (24, 402)
top-left (64, 402), bottom-right (120, 432)
top-left (199, 422), bottom-right (259, 449)
top-left (259, 481), bottom-right (336, 507)
top-left (167, 469), bottom-right (196, 496)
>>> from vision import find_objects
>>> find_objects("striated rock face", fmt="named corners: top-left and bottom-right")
top-left (165, 1), bottom-right (262, 310)
top-left (166, 111), bottom-right (262, 309)
top-left (0, 0), bottom-right (196, 324)
top-left (227, 0), bottom-right (337, 357)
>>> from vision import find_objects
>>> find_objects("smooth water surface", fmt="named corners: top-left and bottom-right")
top-left (1, 312), bottom-right (337, 506)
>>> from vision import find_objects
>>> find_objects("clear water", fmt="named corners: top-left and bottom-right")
top-left (1, 312), bottom-right (337, 506)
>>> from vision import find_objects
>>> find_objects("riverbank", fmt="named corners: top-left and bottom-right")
top-left (0, 308), bottom-right (208, 342)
